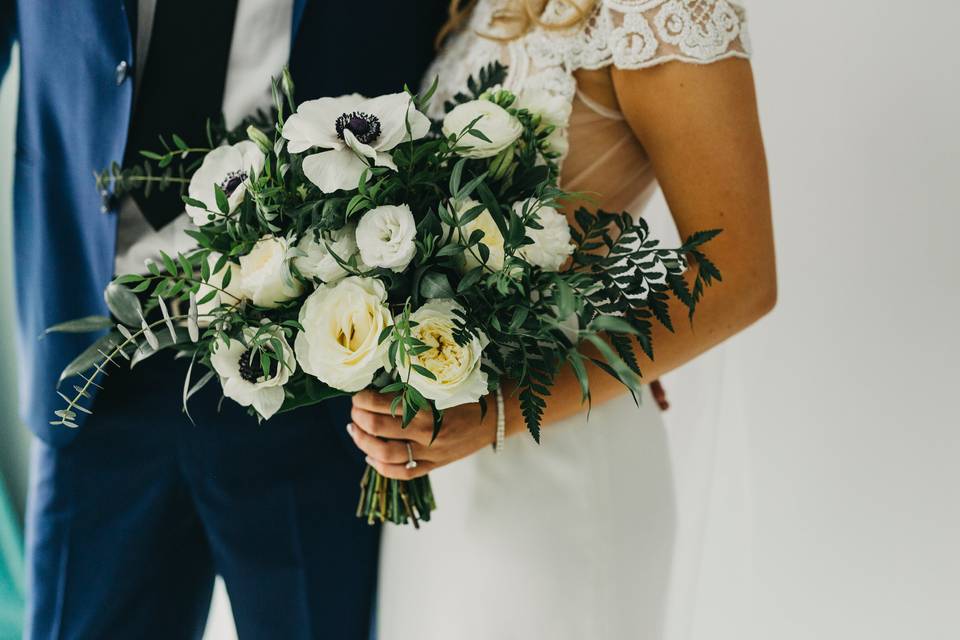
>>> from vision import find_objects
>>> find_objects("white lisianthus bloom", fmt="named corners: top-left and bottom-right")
top-left (514, 199), bottom-right (574, 271)
top-left (517, 88), bottom-right (573, 157)
top-left (447, 198), bottom-right (506, 272)
top-left (355, 204), bottom-right (417, 272)
top-left (295, 276), bottom-right (393, 392)
top-left (238, 236), bottom-right (305, 308)
top-left (210, 326), bottom-right (296, 420)
top-left (442, 100), bottom-right (523, 159)
top-left (196, 251), bottom-right (246, 323)
top-left (281, 92), bottom-right (431, 193)
top-left (398, 299), bottom-right (489, 410)
top-left (185, 140), bottom-right (265, 226)
top-left (294, 224), bottom-right (363, 284)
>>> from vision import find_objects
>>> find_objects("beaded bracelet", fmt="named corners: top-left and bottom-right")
top-left (493, 387), bottom-right (506, 453)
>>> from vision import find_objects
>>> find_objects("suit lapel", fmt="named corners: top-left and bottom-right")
top-left (123, 0), bottom-right (138, 45)
top-left (292, 0), bottom-right (309, 47)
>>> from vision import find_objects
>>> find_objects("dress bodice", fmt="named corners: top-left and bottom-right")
top-left (426, 0), bottom-right (751, 213)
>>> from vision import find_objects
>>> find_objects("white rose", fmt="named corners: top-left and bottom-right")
top-left (518, 88), bottom-right (572, 129)
top-left (295, 276), bottom-right (393, 392)
top-left (447, 198), bottom-right (506, 272)
top-left (442, 100), bottom-right (522, 159)
top-left (196, 251), bottom-right (246, 323)
top-left (397, 299), bottom-right (489, 410)
top-left (355, 204), bottom-right (417, 272)
top-left (210, 326), bottom-right (296, 420)
top-left (185, 140), bottom-right (265, 226)
top-left (515, 199), bottom-right (574, 271)
top-left (517, 88), bottom-right (572, 156)
top-left (294, 224), bottom-right (363, 283)
top-left (238, 236), bottom-right (305, 308)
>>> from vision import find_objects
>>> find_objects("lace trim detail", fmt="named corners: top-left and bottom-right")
top-left (425, 0), bottom-right (751, 155)
top-left (526, 0), bottom-right (751, 72)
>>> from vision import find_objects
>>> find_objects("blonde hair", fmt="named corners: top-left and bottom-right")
top-left (435, 0), bottom-right (597, 49)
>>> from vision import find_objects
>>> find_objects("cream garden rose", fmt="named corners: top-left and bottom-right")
top-left (514, 198), bottom-right (574, 271)
top-left (355, 204), bottom-right (417, 272)
top-left (442, 99), bottom-right (522, 159)
top-left (398, 299), bottom-right (489, 410)
top-left (238, 235), bottom-right (305, 308)
top-left (210, 326), bottom-right (296, 420)
top-left (448, 198), bottom-right (506, 272)
top-left (294, 276), bottom-right (393, 392)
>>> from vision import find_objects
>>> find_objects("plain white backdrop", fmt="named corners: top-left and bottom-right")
top-left (2, 1), bottom-right (958, 638)
top-left (679, 0), bottom-right (960, 637)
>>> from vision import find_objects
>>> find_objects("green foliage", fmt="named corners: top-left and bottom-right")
top-left (43, 316), bottom-right (114, 336)
top-left (443, 61), bottom-right (509, 112)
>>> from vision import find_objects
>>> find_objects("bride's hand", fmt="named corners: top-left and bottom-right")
top-left (347, 390), bottom-right (493, 480)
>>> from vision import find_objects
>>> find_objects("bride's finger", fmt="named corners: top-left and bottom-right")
top-left (346, 423), bottom-right (410, 464)
top-left (350, 407), bottom-right (432, 444)
top-left (351, 389), bottom-right (396, 415)
top-left (365, 456), bottom-right (435, 481)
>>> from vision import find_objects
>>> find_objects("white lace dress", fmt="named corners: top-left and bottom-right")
top-left (378, 2), bottom-right (751, 638)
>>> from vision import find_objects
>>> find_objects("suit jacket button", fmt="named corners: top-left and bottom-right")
top-left (115, 60), bottom-right (130, 85)
top-left (101, 190), bottom-right (119, 213)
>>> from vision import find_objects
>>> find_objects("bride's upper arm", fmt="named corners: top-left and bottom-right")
top-left (611, 59), bottom-right (777, 310)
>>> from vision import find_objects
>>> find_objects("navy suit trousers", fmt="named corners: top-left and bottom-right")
top-left (24, 352), bottom-right (379, 639)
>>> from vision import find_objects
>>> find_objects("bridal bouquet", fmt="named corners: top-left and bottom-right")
top-left (49, 65), bottom-right (721, 526)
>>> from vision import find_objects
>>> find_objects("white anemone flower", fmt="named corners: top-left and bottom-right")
top-left (281, 92), bottom-right (431, 193)
top-left (210, 326), bottom-right (296, 420)
top-left (185, 140), bottom-right (265, 226)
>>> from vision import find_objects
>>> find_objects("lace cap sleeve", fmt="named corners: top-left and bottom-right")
top-left (527, 0), bottom-right (751, 72)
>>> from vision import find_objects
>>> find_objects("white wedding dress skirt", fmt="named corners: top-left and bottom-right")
top-left (378, 1), bottom-right (755, 637)
top-left (377, 387), bottom-right (676, 640)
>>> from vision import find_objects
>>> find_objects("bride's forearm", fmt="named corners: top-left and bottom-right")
top-left (500, 259), bottom-right (776, 437)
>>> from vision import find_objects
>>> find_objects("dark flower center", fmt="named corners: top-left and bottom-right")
top-left (335, 111), bottom-right (381, 145)
top-left (238, 347), bottom-right (277, 384)
top-left (220, 170), bottom-right (248, 197)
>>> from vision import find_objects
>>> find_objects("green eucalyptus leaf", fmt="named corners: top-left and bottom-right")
top-left (44, 316), bottom-right (114, 336)
top-left (130, 327), bottom-right (192, 369)
top-left (58, 332), bottom-right (122, 384)
top-left (104, 282), bottom-right (143, 327)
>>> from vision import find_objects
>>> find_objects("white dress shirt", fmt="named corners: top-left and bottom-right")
top-left (114, 0), bottom-right (294, 275)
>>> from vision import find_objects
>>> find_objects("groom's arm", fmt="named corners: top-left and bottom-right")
top-left (0, 0), bottom-right (14, 83)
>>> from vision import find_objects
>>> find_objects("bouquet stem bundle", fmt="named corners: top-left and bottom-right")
top-left (358, 468), bottom-right (435, 528)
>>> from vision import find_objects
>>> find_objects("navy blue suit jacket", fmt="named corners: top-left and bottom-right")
top-left (1, 0), bottom-right (448, 446)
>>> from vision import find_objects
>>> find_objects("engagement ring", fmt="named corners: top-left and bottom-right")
top-left (405, 442), bottom-right (418, 470)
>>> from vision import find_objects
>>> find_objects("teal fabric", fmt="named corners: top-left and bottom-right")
top-left (0, 38), bottom-right (24, 640)
top-left (0, 477), bottom-right (24, 639)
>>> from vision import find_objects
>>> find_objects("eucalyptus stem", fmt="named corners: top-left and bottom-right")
top-left (53, 311), bottom-right (215, 427)
top-left (122, 175), bottom-right (191, 184)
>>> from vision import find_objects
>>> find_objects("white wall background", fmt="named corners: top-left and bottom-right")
top-left (3, 1), bottom-right (960, 638)
top-left (666, 0), bottom-right (960, 638)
